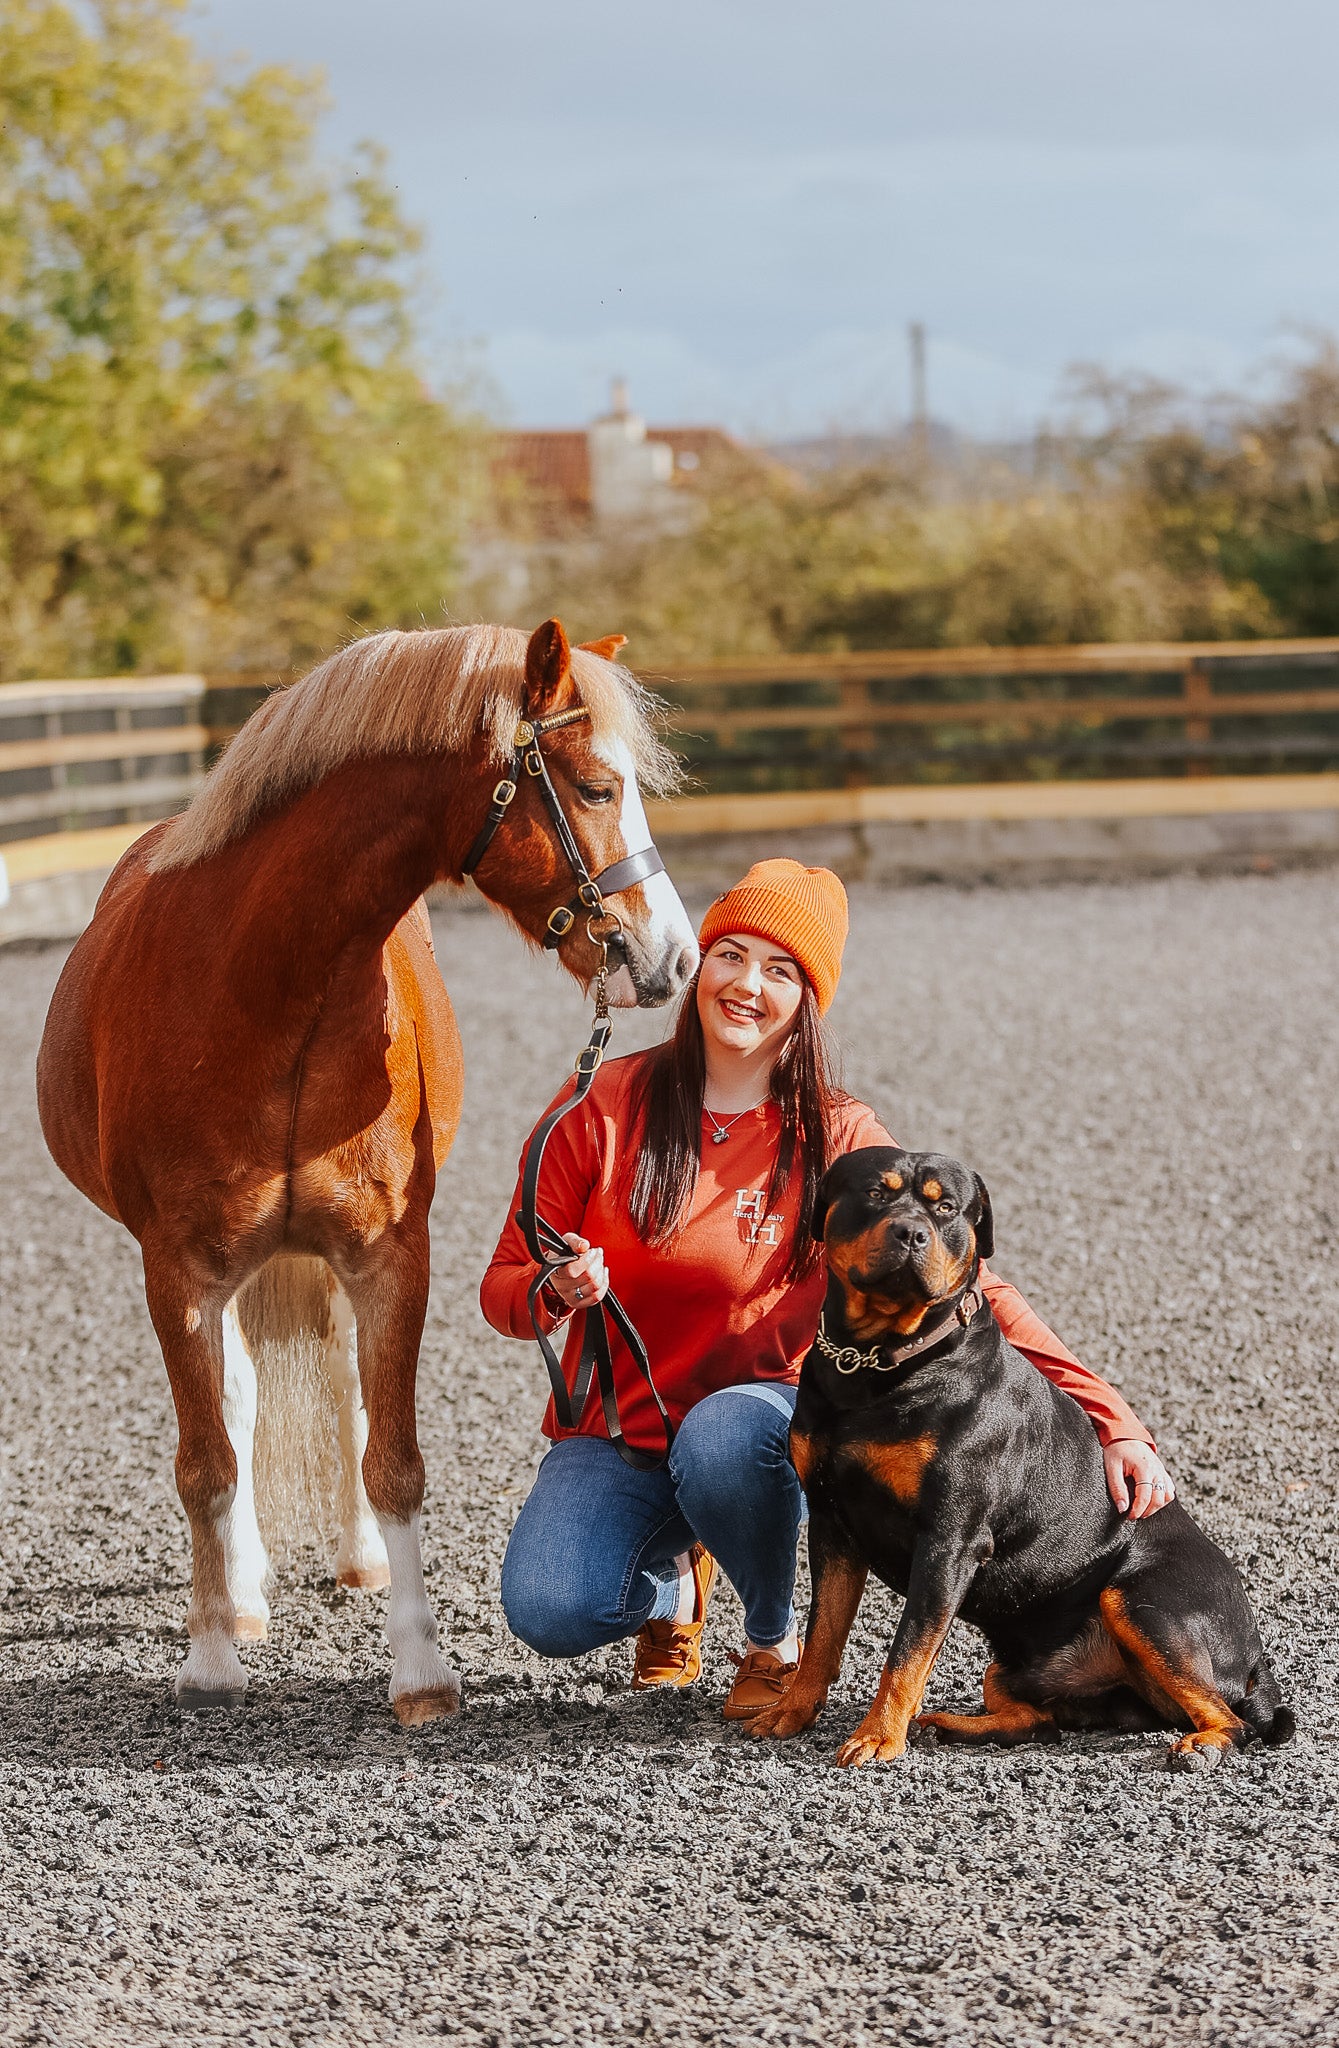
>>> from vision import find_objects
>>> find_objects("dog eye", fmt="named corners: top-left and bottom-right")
top-left (578, 783), bottom-right (616, 805)
top-left (936, 1199), bottom-right (955, 1215)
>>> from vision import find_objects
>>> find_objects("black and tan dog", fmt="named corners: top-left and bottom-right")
top-left (747, 1146), bottom-right (1294, 1770)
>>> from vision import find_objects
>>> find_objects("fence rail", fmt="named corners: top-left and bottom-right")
top-left (7, 638), bottom-right (1339, 856)
top-left (0, 675), bottom-right (208, 847)
top-left (644, 638), bottom-right (1339, 790)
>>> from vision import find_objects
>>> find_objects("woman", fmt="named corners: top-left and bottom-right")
top-left (481, 859), bottom-right (1174, 1719)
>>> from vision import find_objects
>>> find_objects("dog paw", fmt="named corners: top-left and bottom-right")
top-left (1167, 1736), bottom-right (1225, 1773)
top-left (745, 1698), bottom-right (821, 1741)
top-left (834, 1721), bottom-right (909, 1768)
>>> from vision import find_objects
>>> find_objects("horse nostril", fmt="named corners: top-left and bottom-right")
top-left (672, 943), bottom-right (697, 988)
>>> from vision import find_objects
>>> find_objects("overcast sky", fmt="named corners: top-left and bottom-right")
top-left (198, 0), bottom-right (1339, 437)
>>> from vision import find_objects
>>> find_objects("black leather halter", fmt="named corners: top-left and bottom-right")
top-left (461, 704), bottom-right (667, 966)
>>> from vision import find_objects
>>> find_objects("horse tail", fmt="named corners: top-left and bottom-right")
top-left (1234, 1657), bottom-right (1297, 1747)
top-left (233, 1256), bottom-right (341, 1555)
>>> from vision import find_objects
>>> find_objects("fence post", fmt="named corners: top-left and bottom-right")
top-left (838, 674), bottom-right (875, 788)
top-left (1183, 659), bottom-right (1211, 777)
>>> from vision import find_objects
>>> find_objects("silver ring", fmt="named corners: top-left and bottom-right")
top-left (574, 1285), bottom-right (584, 1301)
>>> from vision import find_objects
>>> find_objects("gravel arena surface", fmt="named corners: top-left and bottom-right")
top-left (1, 872), bottom-right (1338, 2048)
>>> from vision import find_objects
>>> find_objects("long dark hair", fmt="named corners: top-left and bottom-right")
top-left (627, 968), bottom-right (840, 1281)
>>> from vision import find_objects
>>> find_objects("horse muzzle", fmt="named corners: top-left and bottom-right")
top-left (602, 932), bottom-right (699, 1009)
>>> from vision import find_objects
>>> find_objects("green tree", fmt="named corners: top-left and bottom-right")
top-left (521, 455), bottom-right (1273, 666)
top-left (0, 0), bottom-right (480, 680)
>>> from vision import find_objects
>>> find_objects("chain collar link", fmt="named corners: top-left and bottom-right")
top-left (815, 1287), bottom-right (985, 1375)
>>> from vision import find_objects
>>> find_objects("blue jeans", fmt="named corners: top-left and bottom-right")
top-left (501, 1383), bottom-right (803, 1654)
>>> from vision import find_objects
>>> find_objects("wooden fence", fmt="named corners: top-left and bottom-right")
top-left (649, 638), bottom-right (1339, 791)
top-left (7, 639), bottom-right (1339, 856)
top-left (0, 675), bottom-right (208, 848)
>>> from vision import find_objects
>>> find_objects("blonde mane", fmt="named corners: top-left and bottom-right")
top-left (150, 623), bottom-right (678, 871)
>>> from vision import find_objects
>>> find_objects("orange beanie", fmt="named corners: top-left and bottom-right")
top-left (698, 859), bottom-right (849, 1014)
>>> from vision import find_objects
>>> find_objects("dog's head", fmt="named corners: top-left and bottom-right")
top-left (812, 1146), bottom-right (993, 1342)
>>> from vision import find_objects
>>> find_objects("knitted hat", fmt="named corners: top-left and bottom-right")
top-left (698, 859), bottom-right (849, 1014)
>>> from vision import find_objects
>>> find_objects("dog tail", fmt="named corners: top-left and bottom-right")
top-left (1235, 1658), bottom-right (1296, 1746)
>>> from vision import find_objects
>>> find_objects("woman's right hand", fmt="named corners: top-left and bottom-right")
top-left (546, 1233), bottom-right (609, 1312)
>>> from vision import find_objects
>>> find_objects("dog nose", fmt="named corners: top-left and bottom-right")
top-left (888, 1219), bottom-right (932, 1251)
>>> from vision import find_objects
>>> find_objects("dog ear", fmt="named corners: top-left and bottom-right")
top-left (524, 618), bottom-right (573, 718)
top-left (971, 1174), bottom-right (995, 1260)
top-left (811, 1165), bottom-right (837, 1242)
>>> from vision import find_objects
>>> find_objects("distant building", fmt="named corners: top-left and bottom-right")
top-left (495, 379), bottom-right (744, 531)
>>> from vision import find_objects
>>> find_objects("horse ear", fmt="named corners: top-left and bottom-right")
top-left (578, 633), bottom-right (627, 662)
top-left (524, 618), bottom-right (573, 717)
top-left (972, 1174), bottom-right (995, 1260)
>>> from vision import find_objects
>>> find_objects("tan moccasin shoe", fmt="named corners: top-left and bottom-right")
top-left (631, 1545), bottom-right (718, 1690)
top-left (722, 1646), bottom-right (799, 1720)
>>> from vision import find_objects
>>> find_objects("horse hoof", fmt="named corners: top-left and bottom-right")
top-left (337, 1564), bottom-right (391, 1591)
top-left (177, 1685), bottom-right (246, 1714)
top-left (233, 1613), bottom-right (268, 1642)
top-left (392, 1683), bottom-right (461, 1728)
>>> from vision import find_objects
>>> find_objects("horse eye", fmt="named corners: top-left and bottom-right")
top-left (578, 783), bottom-right (616, 805)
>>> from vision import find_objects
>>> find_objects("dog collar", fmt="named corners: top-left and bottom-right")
top-left (815, 1286), bottom-right (986, 1376)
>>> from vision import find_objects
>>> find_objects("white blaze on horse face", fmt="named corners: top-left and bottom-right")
top-left (377, 1513), bottom-right (461, 1718)
top-left (221, 1299), bottom-right (270, 1638)
top-left (596, 736), bottom-right (698, 1006)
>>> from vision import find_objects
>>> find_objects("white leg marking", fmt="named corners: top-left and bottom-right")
top-left (178, 1492), bottom-right (249, 1704)
top-left (379, 1513), bottom-right (460, 1725)
top-left (322, 1282), bottom-right (390, 1589)
top-left (221, 1299), bottom-right (270, 1639)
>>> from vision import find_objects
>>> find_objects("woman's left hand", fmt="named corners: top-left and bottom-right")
top-left (1104, 1440), bottom-right (1176, 1519)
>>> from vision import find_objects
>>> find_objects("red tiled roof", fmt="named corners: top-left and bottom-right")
top-left (493, 423), bottom-right (744, 520)
top-left (495, 431), bottom-right (592, 514)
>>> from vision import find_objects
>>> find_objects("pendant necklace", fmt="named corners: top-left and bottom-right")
top-left (704, 1095), bottom-right (769, 1145)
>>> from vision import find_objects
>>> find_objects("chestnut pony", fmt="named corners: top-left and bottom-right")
top-left (37, 618), bottom-right (697, 1723)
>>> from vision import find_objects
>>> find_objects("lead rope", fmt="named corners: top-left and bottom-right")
top-left (516, 955), bottom-right (675, 1471)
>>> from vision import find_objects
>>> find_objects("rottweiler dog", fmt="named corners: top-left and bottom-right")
top-left (747, 1146), bottom-right (1294, 1770)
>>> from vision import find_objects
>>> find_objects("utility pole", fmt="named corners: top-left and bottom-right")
top-left (908, 321), bottom-right (927, 468)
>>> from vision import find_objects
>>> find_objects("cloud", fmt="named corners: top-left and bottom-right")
top-left (197, 0), bottom-right (1339, 433)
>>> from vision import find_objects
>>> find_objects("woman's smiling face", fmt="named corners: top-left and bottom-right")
top-left (697, 932), bottom-right (805, 1062)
